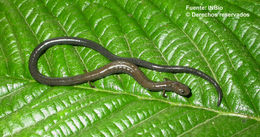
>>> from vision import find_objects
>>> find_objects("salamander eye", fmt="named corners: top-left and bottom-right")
top-left (178, 89), bottom-right (185, 94)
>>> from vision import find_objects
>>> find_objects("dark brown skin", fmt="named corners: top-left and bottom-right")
top-left (29, 37), bottom-right (223, 106)
top-left (29, 59), bottom-right (191, 97)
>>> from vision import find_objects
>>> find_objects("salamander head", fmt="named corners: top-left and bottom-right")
top-left (164, 79), bottom-right (191, 96)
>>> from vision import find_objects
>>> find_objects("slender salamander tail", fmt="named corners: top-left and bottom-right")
top-left (217, 85), bottom-right (223, 106)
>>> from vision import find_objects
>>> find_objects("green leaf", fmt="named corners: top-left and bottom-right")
top-left (0, 0), bottom-right (259, 136)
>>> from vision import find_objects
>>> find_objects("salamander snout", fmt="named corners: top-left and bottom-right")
top-left (164, 79), bottom-right (191, 96)
top-left (172, 82), bottom-right (191, 96)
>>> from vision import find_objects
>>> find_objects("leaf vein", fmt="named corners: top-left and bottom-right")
top-left (231, 122), bottom-right (258, 137)
top-left (178, 114), bottom-right (219, 137)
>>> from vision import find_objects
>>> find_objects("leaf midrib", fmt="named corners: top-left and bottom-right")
top-left (75, 85), bottom-right (260, 121)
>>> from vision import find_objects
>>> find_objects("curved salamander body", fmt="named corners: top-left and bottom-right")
top-left (29, 51), bottom-right (191, 96)
top-left (29, 37), bottom-right (223, 106)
